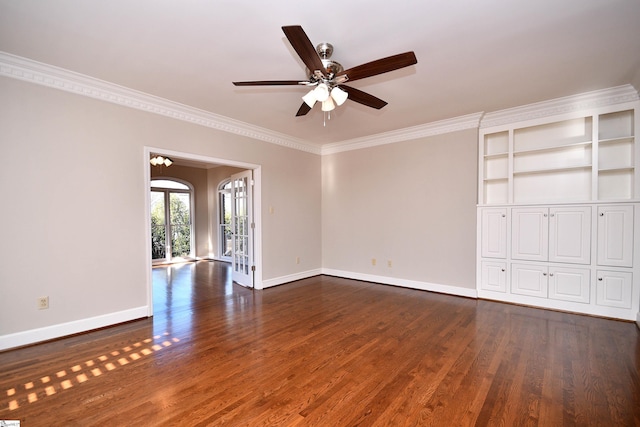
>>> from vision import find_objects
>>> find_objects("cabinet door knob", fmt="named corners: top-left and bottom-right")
top-left (544, 214), bottom-right (548, 217)
top-left (598, 277), bottom-right (603, 281)
top-left (543, 272), bottom-right (547, 276)
top-left (501, 268), bottom-right (505, 272)
top-left (550, 214), bottom-right (555, 217)
top-left (502, 214), bottom-right (506, 217)
top-left (600, 212), bottom-right (604, 216)
top-left (549, 273), bottom-right (554, 277)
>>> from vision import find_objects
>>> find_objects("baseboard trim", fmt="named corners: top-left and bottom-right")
top-left (261, 269), bottom-right (322, 289)
top-left (636, 312), bottom-right (640, 330)
top-left (0, 306), bottom-right (149, 351)
top-left (321, 269), bottom-right (478, 298)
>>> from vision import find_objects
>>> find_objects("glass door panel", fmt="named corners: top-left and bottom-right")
top-left (231, 170), bottom-right (253, 287)
top-left (151, 190), bottom-right (167, 260)
top-left (169, 192), bottom-right (191, 258)
top-left (219, 188), bottom-right (232, 258)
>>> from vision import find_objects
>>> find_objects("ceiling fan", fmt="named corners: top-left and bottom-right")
top-left (233, 25), bottom-right (417, 117)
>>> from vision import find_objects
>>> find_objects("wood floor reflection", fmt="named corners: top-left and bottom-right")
top-left (1, 260), bottom-right (639, 426)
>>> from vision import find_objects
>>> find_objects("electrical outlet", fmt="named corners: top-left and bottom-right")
top-left (38, 296), bottom-right (49, 310)
top-left (371, 258), bottom-right (377, 266)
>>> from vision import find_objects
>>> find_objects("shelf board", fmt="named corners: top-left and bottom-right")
top-left (513, 140), bottom-right (592, 156)
top-left (484, 152), bottom-right (509, 159)
top-left (598, 166), bottom-right (634, 173)
top-left (598, 136), bottom-right (634, 145)
top-left (513, 164), bottom-right (591, 176)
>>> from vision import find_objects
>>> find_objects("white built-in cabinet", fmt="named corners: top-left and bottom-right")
top-left (477, 92), bottom-right (640, 321)
top-left (511, 206), bottom-right (591, 264)
top-left (481, 208), bottom-right (507, 258)
top-left (597, 205), bottom-right (634, 267)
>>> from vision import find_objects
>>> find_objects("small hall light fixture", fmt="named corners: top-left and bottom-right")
top-left (150, 155), bottom-right (173, 167)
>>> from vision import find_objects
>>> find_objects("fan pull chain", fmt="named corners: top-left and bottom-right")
top-left (323, 111), bottom-right (332, 127)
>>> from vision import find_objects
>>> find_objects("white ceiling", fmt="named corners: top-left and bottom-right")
top-left (1, 0), bottom-right (639, 147)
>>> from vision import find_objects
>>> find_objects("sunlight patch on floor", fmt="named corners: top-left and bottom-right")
top-left (2, 332), bottom-right (181, 412)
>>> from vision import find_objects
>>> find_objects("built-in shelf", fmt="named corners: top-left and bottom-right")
top-left (477, 89), bottom-right (639, 322)
top-left (479, 102), bottom-right (638, 205)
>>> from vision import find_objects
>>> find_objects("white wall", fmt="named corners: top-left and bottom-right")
top-left (0, 76), bottom-right (322, 348)
top-left (322, 129), bottom-right (479, 293)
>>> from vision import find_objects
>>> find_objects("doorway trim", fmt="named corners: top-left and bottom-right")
top-left (143, 146), bottom-right (263, 316)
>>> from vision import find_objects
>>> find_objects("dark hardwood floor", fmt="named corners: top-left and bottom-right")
top-left (1, 260), bottom-right (639, 426)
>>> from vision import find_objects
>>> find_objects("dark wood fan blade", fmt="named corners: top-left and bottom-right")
top-left (340, 85), bottom-right (388, 109)
top-left (282, 25), bottom-right (327, 76)
top-left (233, 80), bottom-right (302, 86)
top-left (338, 52), bottom-right (417, 82)
top-left (296, 102), bottom-right (312, 116)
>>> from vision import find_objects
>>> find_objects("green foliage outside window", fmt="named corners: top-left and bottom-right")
top-left (151, 193), bottom-right (191, 259)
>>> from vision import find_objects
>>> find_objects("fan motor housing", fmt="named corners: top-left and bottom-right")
top-left (315, 42), bottom-right (343, 77)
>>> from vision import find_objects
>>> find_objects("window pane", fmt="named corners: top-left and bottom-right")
top-left (219, 190), bottom-right (232, 257)
top-left (150, 191), bottom-right (166, 260)
top-left (151, 180), bottom-right (189, 190)
top-left (170, 193), bottom-right (191, 257)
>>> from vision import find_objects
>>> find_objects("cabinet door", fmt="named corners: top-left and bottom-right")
top-left (511, 263), bottom-right (548, 298)
top-left (548, 266), bottom-right (590, 304)
top-left (512, 208), bottom-right (548, 261)
top-left (597, 205), bottom-right (633, 267)
top-left (548, 206), bottom-right (591, 264)
top-left (596, 270), bottom-right (633, 308)
top-left (481, 261), bottom-right (507, 292)
top-left (481, 208), bottom-right (507, 258)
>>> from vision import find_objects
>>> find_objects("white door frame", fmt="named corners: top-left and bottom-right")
top-left (143, 147), bottom-right (263, 317)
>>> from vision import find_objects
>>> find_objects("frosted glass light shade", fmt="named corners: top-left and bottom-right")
top-left (302, 89), bottom-right (317, 108)
top-left (313, 83), bottom-right (330, 102)
top-left (321, 97), bottom-right (335, 112)
top-left (330, 86), bottom-right (348, 106)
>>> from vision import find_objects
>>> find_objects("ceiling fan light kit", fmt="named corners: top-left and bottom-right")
top-left (232, 25), bottom-right (417, 122)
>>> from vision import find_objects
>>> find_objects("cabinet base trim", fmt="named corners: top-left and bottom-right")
top-left (478, 289), bottom-right (636, 321)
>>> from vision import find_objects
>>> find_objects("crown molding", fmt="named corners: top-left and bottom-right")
top-left (480, 85), bottom-right (640, 129)
top-left (0, 51), bottom-right (321, 155)
top-left (321, 112), bottom-right (484, 155)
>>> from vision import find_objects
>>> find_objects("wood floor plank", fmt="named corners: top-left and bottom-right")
top-left (1, 261), bottom-right (639, 426)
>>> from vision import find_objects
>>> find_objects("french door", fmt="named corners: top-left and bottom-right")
top-left (150, 180), bottom-right (193, 263)
top-left (231, 170), bottom-right (254, 287)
